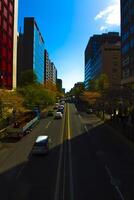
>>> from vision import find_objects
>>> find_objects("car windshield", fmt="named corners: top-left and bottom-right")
top-left (35, 140), bottom-right (48, 147)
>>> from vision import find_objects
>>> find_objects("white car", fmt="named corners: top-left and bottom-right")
top-left (55, 112), bottom-right (63, 119)
top-left (32, 135), bottom-right (49, 155)
top-left (61, 101), bottom-right (65, 105)
top-left (59, 105), bottom-right (64, 110)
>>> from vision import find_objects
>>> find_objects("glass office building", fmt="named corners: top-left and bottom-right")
top-left (22, 18), bottom-right (45, 84)
top-left (84, 32), bottom-right (120, 89)
top-left (33, 23), bottom-right (44, 83)
top-left (121, 0), bottom-right (134, 85)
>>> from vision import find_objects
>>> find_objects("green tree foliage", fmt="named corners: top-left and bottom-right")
top-left (18, 84), bottom-right (56, 110)
top-left (88, 79), bottom-right (97, 91)
top-left (97, 74), bottom-right (109, 92)
top-left (88, 74), bottom-right (109, 92)
top-left (70, 83), bottom-right (85, 98)
top-left (19, 70), bottom-right (38, 87)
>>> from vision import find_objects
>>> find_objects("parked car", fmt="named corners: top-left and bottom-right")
top-left (47, 110), bottom-right (54, 117)
top-left (55, 112), bottom-right (63, 119)
top-left (32, 135), bottom-right (50, 155)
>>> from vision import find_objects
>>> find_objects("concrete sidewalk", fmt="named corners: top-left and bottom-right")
top-left (79, 110), bottom-right (134, 149)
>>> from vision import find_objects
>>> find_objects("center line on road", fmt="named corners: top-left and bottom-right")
top-left (84, 125), bottom-right (88, 133)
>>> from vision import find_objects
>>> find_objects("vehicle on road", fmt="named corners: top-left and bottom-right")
top-left (59, 105), bottom-right (64, 109)
top-left (86, 108), bottom-right (93, 114)
top-left (53, 103), bottom-right (59, 110)
top-left (60, 101), bottom-right (65, 105)
top-left (57, 107), bottom-right (64, 114)
top-left (32, 135), bottom-right (49, 155)
top-left (7, 112), bottom-right (39, 139)
top-left (47, 110), bottom-right (54, 117)
top-left (55, 112), bottom-right (63, 119)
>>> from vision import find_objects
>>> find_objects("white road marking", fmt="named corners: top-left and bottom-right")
top-left (78, 114), bottom-right (82, 120)
top-left (105, 165), bottom-right (125, 200)
top-left (84, 125), bottom-right (88, 133)
top-left (45, 121), bottom-right (52, 129)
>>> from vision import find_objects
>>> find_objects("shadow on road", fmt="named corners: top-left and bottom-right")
top-left (0, 122), bottom-right (134, 200)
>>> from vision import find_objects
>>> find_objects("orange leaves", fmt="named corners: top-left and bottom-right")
top-left (80, 91), bottom-right (101, 104)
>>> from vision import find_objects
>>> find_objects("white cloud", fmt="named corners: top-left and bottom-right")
top-left (100, 26), bottom-right (107, 31)
top-left (95, 0), bottom-right (120, 30)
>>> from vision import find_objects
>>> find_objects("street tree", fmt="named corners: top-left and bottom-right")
top-left (19, 70), bottom-right (38, 87)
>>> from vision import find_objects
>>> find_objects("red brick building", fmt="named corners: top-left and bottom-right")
top-left (0, 0), bottom-right (18, 89)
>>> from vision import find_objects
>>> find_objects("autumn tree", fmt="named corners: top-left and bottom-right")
top-left (19, 70), bottom-right (38, 87)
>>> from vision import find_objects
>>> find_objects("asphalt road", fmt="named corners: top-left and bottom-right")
top-left (0, 103), bottom-right (134, 200)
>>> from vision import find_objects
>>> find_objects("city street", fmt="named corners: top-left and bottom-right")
top-left (0, 103), bottom-right (134, 200)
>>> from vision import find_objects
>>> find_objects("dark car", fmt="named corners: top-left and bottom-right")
top-left (32, 136), bottom-right (50, 155)
top-left (86, 108), bottom-right (93, 114)
top-left (47, 110), bottom-right (54, 117)
top-left (57, 108), bottom-right (64, 114)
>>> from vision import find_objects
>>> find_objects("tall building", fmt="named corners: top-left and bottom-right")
top-left (85, 32), bottom-right (121, 89)
top-left (17, 17), bottom-right (45, 84)
top-left (17, 33), bottom-right (24, 85)
top-left (44, 50), bottom-right (51, 84)
top-left (121, 0), bottom-right (134, 85)
top-left (50, 62), bottom-right (57, 85)
top-left (56, 78), bottom-right (62, 92)
top-left (0, 0), bottom-right (18, 89)
top-left (88, 43), bottom-right (121, 88)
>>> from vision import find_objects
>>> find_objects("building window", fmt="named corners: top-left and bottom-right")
top-left (3, 19), bottom-right (7, 31)
top-left (4, 0), bottom-right (8, 5)
top-left (9, 27), bottom-right (12, 37)
top-left (0, 1), bottom-right (2, 11)
top-left (3, 33), bottom-right (7, 44)
top-left (130, 38), bottom-right (134, 48)
top-left (3, 7), bottom-right (7, 18)
top-left (9, 3), bottom-right (13, 13)
top-left (122, 68), bottom-right (130, 78)
top-left (122, 43), bottom-right (129, 54)
top-left (0, 15), bottom-right (1, 26)
top-left (9, 15), bottom-right (13, 25)
top-left (2, 47), bottom-right (6, 58)
top-left (112, 68), bottom-right (117, 73)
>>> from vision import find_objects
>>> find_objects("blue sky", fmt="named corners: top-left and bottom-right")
top-left (18, 0), bottom-right (120, 91)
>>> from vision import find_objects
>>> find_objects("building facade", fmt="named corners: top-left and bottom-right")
top-left (44, 49), bottom-right (51, 84)
top-left (0, 0), bottom-right (18, 89)
top-left (121, 0), bottom-right (134, 85)
top-left (18, 17), bottom-right (45, 84)
top-left (50, 62), bottom-right (57, 85)
top-left (85, 32), bottom-right (121, 89)
top-left (100, 43), bottom-right (121, 87)
top-left (56, 78), bottom-right (62, 92)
